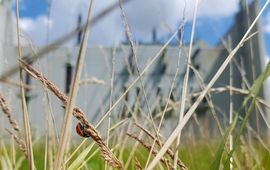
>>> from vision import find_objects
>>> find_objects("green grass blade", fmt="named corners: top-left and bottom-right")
top-left (210, 61), bottom-right (270, 169)
top-left (250, 62), bottom-right (270, 95)
top-left (223, 61), bottom-right (270, 168)
top-left (209, 113), bottom-right (238, 170)
top-left (67, 143), bottom-right (95, 170)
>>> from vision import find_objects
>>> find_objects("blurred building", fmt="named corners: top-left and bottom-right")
top-left (0, 1), bottom-right (268, 134)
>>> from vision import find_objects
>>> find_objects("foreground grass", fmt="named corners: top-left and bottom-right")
top-left (1, 1), bottom-right (269, 169)
top-left (1, 138), bottom-right (269, 170)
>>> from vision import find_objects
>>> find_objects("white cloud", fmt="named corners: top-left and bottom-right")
top-left (264, 12), bottom-right (270, 34)
top-left (266, 25), bottom-right (270, 34)
top-left (20, 16), bottom-right (52, 44)
top-left (198, 0), bottom-right (239, 18)
top-left (17, 0), bottom-right (239, 46)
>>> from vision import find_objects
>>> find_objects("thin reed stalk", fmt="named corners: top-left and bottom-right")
top-left (174, 1), bottom-right (199, 168)
top-left (119, 0), bottom-right (159, 135)
top-left (189, 65), bottom-right (224, 135)
top-left (133, 123), bottom-right (188, 170)
top-left (54, 0), bottom-right (94, 169)
top-left (15, 0), bottom-right (35, 169)
top-left (126, 133), bottom-right (173, 170)
top-left (105, 47), bottom-right (116, 170)
top-left (119, 4), bottom-right (162, 167)
top-left (229, 54), bottom-right (234, 170)
top-left (191, 86), bottom-right (270, 110)
top-left (0, 78), bottom-right (33, 89)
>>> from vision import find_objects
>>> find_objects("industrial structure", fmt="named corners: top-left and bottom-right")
top-left (0, 1), bottom-right (268, 134)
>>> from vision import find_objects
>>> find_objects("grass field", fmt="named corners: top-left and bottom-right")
top-left (1, 0), bottom-right (270, 169)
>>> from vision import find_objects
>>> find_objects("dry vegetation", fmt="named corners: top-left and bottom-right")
top-left (1, 0), bottom-right (270, 170)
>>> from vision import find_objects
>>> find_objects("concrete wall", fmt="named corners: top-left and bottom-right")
top-left (0, 43), bottom-right (222, 134)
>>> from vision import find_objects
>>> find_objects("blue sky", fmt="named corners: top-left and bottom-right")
top-left (17, 0), bottom-right (48, 18)
top-left (12, 0), bottom-right (270, 57)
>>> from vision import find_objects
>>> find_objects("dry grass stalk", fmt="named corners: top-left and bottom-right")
top-left (16, 0), bottom-right (35, 168)
top-left (119, 2), bottom-right (165, 167)
top-left (0, 93), bottom-right (27, 157)
top-left (192, 86), bottom-right (270, 110)
top-left (189, 65), bottom-right (224, 136)
top-left (240, 143), bottom-right (253, 169)
top-left (54, 0), bottom-right (93, 168)
top-left (6, 129), bottom-right (27, 156)
top-left (134, 157), bottom-right (143, 170)
top-left (134, 122), bottom-right (162, 146)
top-left (79, 78), bottom-right (107, 86)
top-left (174, 0), bottom-right (199, 168)
top-left (126, 133), bottom-right (173, 170)
top-left (19, 59), bottom-right (122, 168)
top-left (119, 0), bottom-right (159, 137)
top-left (0, 93), bottom-right (20, 133)
top-left (134, 123), bottom-right (188, 170)
top-left (0, 78), bottom-right (33, 89)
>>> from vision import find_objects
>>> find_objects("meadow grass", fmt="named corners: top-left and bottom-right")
top-left (1, 138), bottom-right (270, 170)
top-left (1, 0), bottom-right (270, 169)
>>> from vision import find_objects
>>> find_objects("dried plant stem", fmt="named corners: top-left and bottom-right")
top-left (134, 122), bottom-right (162, 147)
top-left (174, 1), bottom-right (199, 168)
top-left (79, 78), bottom-right (107, 86)
top-left (134, 157), bottom-right (143, 170)
top-left (189, 65), bottom-right (224, 135)
top-left (105, 47), bottom-right (116, 170)
top-left (149, 21), bottom-right (185, 170)
top-left (134, 123), bottom-right (188, 170)
top-left (6, 129), bottom-right (27, 156)
top-left (0, 93), bottom-right (27, 156)
top-left (15, 0), bottom-right (35, 169)
top-left (119, 2), bottom-right (166, 167)
top-left (191, 86), bottom-right (270, 110)
top-left (19, 59), bottom-right (122, 168)
top-left (119, 2), bottom-right (161, 163)
top-left (126, 133), bottom-right (173, 170)
top-left (54, 0), bottom-right (93, 169)
top-left (0, 94), bottom-right (20, 133)
top-left (123, 119), bottom-right (153, 169)
top-left (0, 78), bottom-right (33, 89)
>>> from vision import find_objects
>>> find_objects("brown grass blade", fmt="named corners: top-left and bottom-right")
top-left (133, 123), bottom-right (188, 170)
top-left (134, 157), bottom-right (143, 170)
top-left (0, 94), bottom-right (20, 134)
top-left (126, 133), bottom-right (173, 170)
top-left (0, 94), bottom-right (27, 156)
top-left (54, 0), bottom-right (93, 168)
top-left (15, 0), bottom-right (35, 168)
top-left (6, 129), bottom-right (27, 157)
